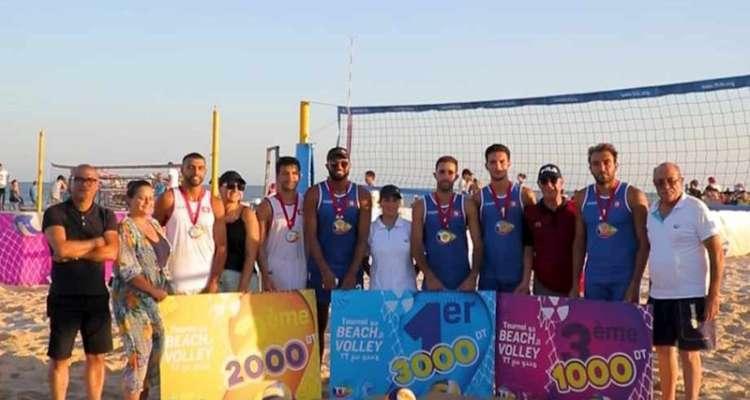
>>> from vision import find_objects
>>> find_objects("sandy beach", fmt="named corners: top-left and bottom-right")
top-left (1, 256), bottom-right (748, 399)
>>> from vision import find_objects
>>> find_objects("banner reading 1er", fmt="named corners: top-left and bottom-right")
top-left (495, 294), bottom-right (653, 399)
top-left (158, 290), bottom-right (321, 400)
top-left (330, 290), bottom-right (496, 399)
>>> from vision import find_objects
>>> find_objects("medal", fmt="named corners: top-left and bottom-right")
top-left (179, 187), bottom-right (205, 240)
top-left (285, 230), bottom-right (300, 243)
top-left (332, 217), bottom-right (352, 234)
top-left (275, 193), bottom-right (300, 242)
top-left (495, 220), bottom-right (515, 235)
top-left (326, 181), bottom-right (352, 235)
top-left (436, 229), bottom-right (457, 244)
top-left (489, 182), bottom-right (513, 235)
top-left (596, 222), bottom-right (618, 238)
top-left (188, 225), bottom-right (203, 238)
top-left (595, 182), bottom-right (618, 239)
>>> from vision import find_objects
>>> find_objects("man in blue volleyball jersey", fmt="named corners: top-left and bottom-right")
top-left (411, 155), bottom-right (483, 291)
top-left (303, 147), bottom-right (371, 353)
top-left (571, 143), bottom-right (650, 302)
top-left (473, 144), bottom-right (536, 293)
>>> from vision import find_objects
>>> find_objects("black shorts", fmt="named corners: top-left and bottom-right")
top-left (47, 294), bottom-right (113, 359)
top-left (650, 297), bottom-right (714, 351)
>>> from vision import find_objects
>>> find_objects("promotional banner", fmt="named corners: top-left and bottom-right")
top-left (159, 290), bottom-right (321, 400)
top-left (495, 294), bottom-right (653, 399)
top-left (330, 290), bottom-right (496, 399)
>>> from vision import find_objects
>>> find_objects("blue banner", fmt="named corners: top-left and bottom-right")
top-left (330, 290), bottom-right (496, 398)
top-left (338, 74), bottom-right (750, 115)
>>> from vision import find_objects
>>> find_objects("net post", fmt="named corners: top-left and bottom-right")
top-left (296, 100), bottom-right (314, 193)
top-left (35, 129), bottom-right (45, 213)
top-left (211, 106), bottom-right (220, 197)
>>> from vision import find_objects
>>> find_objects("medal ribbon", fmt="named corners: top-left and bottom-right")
top-left (488, 183), bottom-right (513, 220)
top-left (434, 192), bottom-right (455, 229)
top-left (179, 187), bottom-right (204, 227)
top-left (275, 193), bottom-right (298, 230)
top-left (325, 181), bottom-right (349, 218)
top-left (595, 181), bottom-right (618, 222)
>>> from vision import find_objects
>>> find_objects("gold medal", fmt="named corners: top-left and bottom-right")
top-left (333, 217), bottom-right (352, 234)
top-left (436, 229), bottom-right (456, 245)
top-left (285, 230), bottom-right (300, 243)
top-left (596, 222), bottom-right (617, 238)
top-left (495, 220), bottom-right (515, 235)
top-left (188, 225), bottom-right (203, 239)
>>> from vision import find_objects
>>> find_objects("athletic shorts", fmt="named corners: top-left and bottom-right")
top-left (47, 294), bottom-right (113, 359)
top-left (650, 297), bottom-right (713, 351)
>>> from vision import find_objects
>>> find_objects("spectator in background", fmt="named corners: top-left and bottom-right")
top-left (51, 175), bottom-right (68, 205)
top-left (29, 181), bottom-right (38, 206)
top-left (153, 173), bottom-right (167, 198)
top-left (687, 179), bottom-right (702, 198)
top-left (517, 173), bottom-right (527, 187)
top-left (459, 169), bottom-right (480, 195)
top-left (702, 186), bottom-right (723, 207)
top-left (0, 163), bottom-right (8, 210)
top-left (364, 170), bottom-right (376, 188)
top-left (9, 179), bottom-right (23, 210)
top-left (705, 176), bottom-right (720, 192)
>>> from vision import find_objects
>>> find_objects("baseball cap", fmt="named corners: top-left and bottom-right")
top-left (379, 184), bottom-right (402, 200)
top-left (327, 147), bottom-right (349, 161)
top-left (538, 164), bottom-right (562, 181)
top-left (218, 170), bottom-right (246, 185)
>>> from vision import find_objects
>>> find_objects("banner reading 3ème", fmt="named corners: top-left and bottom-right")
top-left (496, 294), bottom-right (653, 399)
top-left (159, 290), bottom-right (321, 400)
top-left (330, 290), bottom-right (496, 399)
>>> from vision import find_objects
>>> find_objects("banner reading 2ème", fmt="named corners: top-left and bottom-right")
top-left (330, 291), bottom-right (496, 399)
top-left (496, 294), bottom-right (653, 399)
top-left (159, 290), bottom-right (321, 400)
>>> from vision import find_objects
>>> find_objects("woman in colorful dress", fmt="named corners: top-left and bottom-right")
top-left (112, 180), bottom-right (170, 400)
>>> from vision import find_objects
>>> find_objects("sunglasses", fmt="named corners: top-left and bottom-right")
top-left (224, 182), bottom-right (246, 191)
top-left (653, 177), bottom-right (681, 188)
top-left (328, 160), bottom-right (349, 168)
top-left (73, 177), bottom-right (98, 185)
top-left (539, 177), bottom-right (558, 185)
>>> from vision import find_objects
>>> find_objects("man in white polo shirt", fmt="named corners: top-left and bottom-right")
top-left (647, 162), bottom-right (724, 400)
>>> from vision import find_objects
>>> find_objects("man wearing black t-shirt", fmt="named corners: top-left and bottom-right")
top-left (42, 164), bottom-right (118, 400)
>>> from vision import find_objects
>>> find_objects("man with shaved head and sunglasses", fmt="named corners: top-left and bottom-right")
top-left (43, 164), bottom-right (119, 400)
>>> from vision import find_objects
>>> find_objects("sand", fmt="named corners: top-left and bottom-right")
top-left (1, 256), bottom-right (748, 399)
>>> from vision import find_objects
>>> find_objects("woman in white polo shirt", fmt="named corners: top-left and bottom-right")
top-left (367, 184), bottom-right (417, 291)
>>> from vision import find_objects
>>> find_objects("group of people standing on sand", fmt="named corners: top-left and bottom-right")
top-left (43, 142), bottom-right (723, 400)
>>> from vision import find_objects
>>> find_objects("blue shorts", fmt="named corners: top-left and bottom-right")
top-left (584, 280), bottom-right (629, 301)
top-left (478, 277), bottom-right (519, 293)
top-left (307, 267), bottom-right (363, 304)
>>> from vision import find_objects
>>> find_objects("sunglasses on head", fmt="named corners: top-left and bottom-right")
top-left (224, 182), bottom-right (245, 191)
top-left (539, 176), bottom-right (558, 185)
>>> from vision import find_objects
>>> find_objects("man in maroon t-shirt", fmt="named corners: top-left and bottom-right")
top-left (522, 164), bottom-right (578, 297)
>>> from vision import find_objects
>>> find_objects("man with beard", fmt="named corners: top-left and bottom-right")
top-left (154, 152), bottom-right (227, 294)
top-left (256, 156), bottom-right (307, 291)
top-left (474, 144), bottom-right (536, 292)
top-left (412, 155), bottom-right (483, 290)
top-left (572, 143), bottom-right (649, 302)
top-left (304, 147), bottom-right (371, 352)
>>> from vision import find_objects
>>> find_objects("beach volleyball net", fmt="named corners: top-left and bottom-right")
top-left (336, 75), bottom-right (750, 192)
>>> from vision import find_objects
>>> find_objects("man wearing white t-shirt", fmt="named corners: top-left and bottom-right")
top-left (647, 162), bottom-right (724, 400)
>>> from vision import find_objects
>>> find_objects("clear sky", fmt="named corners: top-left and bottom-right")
top-left (2, 1), bottom-right (748, 182)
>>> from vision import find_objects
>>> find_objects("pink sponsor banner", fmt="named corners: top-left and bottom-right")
top-left (495, 294), bottom-right (653, 399)
top-left (0, 211), bottom-right (125, 286)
